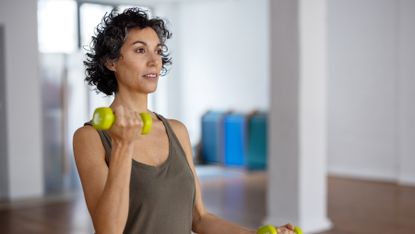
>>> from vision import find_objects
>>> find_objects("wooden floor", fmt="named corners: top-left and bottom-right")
top-left (0, 166), bottom-right (414, 234)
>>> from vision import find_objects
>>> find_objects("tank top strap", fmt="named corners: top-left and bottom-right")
top-left (84, 121), bottom-right (111, 165)
top-left (154, 113), bottom-right (180, 144)
top-left (154, 113), bottom-right (188, 161)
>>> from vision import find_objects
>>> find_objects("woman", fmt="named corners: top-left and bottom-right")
top-left (73, 7), bottom-right (295, 234)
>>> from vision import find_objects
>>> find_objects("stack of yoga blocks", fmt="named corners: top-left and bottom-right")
top-left (200, 110), bottom-right (267, 170)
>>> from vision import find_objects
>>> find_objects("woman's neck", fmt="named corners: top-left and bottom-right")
top-left (111, 91), bottom-right (149, 113)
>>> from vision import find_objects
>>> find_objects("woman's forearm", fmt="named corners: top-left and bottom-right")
top-left (92, 142), bottom-right (133, 234)
top-left (193, 213), bottom-right (256, 234)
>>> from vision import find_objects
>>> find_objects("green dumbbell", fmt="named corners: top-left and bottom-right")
top-left (92, 107), bottom-right (152, 135)
top-left (257, 225), bottom-right (303, 234)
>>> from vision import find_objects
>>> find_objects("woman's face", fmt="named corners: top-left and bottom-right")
top-left (109, 27), bottom-right (163, 94)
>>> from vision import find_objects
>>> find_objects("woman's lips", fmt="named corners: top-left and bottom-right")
top-left (143, 73), bottom-right (158, 79)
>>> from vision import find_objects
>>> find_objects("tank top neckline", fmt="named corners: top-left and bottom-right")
top-left (130, 112), bottom-right (172, 171)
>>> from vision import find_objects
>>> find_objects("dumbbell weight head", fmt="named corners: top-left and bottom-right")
top-left (257, 225), bottom-right (277, 234)
top-left (140, 112), bottom-right (152, 135)
top-left (294, 226), bottom-right (303, 234)
top-left (92, 107), bottom-right (115, 130)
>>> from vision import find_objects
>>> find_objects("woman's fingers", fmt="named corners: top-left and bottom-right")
top-left (258, 224), bottom-right (297, 234)
top-left (277, 224), bottom-right (296, 234)
top-left (277, 228), bottom-right (294, 234)
top-left (113, 106), bottom-right (142, 128)
top-left (127, 109), bottom-right (139, 126)
top-left (282, 223), bottom-right (295, 230)
top-left (108, 106), bottom-right (145, 142)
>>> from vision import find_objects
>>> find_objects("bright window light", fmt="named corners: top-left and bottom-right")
top-left (80, 4), bottom-right (151, 49)
top-left (38, 0), bottom-right (77, 53)
top-left (80, 3), bottom-right (113, 49)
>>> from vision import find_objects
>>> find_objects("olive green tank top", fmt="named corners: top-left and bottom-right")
top-left (86, 113), bottom-right (195, 234)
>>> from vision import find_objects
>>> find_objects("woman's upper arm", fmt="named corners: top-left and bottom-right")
top-left (73, 126), bottom-right (109, 216)
top-left (168, 120), bottom-right (207, 223)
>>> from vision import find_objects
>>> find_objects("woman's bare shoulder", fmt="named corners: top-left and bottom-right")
top-left (73, 125), bottom-right (100, 144)
top-left (73, 125), bottom-right (105, 162)
top-left (166, 118), bottom-right (192, 150)
top-left (167, 119), bottom-right (188, 134)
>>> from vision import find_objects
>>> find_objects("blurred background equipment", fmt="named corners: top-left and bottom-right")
top-left (200, 110), bottom-right (268, 171)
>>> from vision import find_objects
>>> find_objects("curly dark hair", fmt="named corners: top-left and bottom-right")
top-left (84, 7), bottom-right (172, 95)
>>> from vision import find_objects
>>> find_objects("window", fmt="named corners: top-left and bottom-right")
top-left (38, 0), bottom-right (77, 53)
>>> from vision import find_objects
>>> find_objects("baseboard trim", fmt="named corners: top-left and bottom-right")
top-left (328, 166), bottom-right (396, 183)
top-left (399, 174), bottom-right (415, 186)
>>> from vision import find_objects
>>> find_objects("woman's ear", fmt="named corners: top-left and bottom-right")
top-left (105, 60), bottom-right (116, 72)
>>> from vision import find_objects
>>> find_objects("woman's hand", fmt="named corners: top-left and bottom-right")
top-left (276, 223), bottom-right (296, 234)
top-left (108, 105), bottom-right (144, 145)
top-left (256, 223), bottom-right (298, 234)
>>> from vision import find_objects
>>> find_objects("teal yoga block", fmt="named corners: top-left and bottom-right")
top-left (201, 111), bottom-right (226, 164)
top-left (246, 112), bottom-right (267, 170)
top-left (224, 113), bottom-right (246, 167)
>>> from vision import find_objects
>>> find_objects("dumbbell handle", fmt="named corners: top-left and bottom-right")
top-left (257, 225), bottom-right (303, 234)
top-left (92, 107), bottom-right (152, 135)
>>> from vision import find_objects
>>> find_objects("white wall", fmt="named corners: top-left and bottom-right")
top-left (327, 0), bottom-right (415, 185)
top-left (176, 0), bottom-right (270, 143)
top-left (0, 0), bottom-right (44, 199)
top-left (152, 3), bottom-right (183, 120)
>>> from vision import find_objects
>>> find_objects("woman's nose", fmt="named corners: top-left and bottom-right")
top-left (147, 52), bottom-right (160, 67)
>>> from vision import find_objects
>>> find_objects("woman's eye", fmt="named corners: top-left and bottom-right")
top-left (156, 49), bottom-right (163, 55)
top-left (135, 48), bottom-right (145, 53)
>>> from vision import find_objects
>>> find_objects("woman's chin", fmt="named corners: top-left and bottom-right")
top-left (143, 86), bottom-right (158, 94)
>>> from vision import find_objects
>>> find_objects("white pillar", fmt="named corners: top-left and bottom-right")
top-left (0, 0), bottom-right (44, 199)
top-left (266, 0), bottom-right (331, 232)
